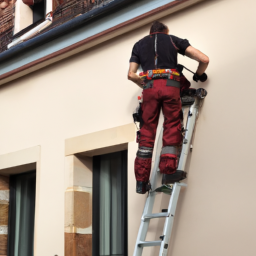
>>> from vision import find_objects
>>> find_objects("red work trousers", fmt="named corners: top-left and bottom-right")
top-left (135, 79), bottom-right (182, 182)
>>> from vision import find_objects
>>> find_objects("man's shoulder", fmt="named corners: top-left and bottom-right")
top-left (136, 35), bottom-right (151, 44)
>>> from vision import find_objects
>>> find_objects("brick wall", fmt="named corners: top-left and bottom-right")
top-left (0, 175), bottom-right (9, 256)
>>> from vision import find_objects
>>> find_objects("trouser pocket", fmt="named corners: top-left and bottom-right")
top-left (143, 80), bottom-right (153, 90)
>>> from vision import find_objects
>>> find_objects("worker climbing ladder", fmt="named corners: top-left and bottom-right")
top-left (133, 90), bottom-right (207, 256)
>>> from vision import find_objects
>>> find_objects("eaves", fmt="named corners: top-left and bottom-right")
top-left (0, 0), bottom-right (205, 86)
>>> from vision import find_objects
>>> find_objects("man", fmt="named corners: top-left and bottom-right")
top-left (128, 21), bottom-right (209, 194)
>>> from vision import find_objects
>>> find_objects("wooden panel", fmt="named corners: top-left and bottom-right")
top-left (0, 205), bottom-right (8, 226)
top-left (74, 191), bottom-right (92, 229)
top-left (0, 176), bottom-right (8, 190)
top-left (65, 233), bottom-right (92, 256)
top-left (0, 234), bottom-right (7, 255)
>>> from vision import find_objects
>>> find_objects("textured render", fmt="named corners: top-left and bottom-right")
top-left (0, 205), bottom-right (8, 226)
top-left (0, 234), bottom-right (7, 255)
top-left (65, 190), bottom-right (92, 233)
top-left (0, 176), bottom-right (9, 190)
top-left (73, 191), bottom-right (92, 229)
top-left (0, 176), bottom-right (9, 256)
top-left (65, 233), bottom-right (92, 256)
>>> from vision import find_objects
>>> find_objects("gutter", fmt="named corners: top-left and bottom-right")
top-left (0, 0), bottom-right (135, 63)
top-left (0, 0), bottom-right (205, 86)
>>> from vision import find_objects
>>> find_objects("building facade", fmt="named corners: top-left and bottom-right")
top-left (0, 0), bottom-right (256, 255)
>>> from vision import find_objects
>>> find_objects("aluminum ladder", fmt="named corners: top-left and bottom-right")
top-left (133, 96), bottom-right (203, 256)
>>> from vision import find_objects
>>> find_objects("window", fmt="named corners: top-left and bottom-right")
top-left (7, 171), bottom-right (36, 256)
top-left (32, 0), bottom-right (46, 23)
top-left (93, 151), bottom-right (127, 256)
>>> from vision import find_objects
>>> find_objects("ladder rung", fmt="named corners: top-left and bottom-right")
top-left (138, 240), bottom-right (162, 247)
top-left (143, 212), bottom-right (169, 220)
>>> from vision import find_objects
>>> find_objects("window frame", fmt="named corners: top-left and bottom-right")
top-left (7, 170), bottom-right (36, 256)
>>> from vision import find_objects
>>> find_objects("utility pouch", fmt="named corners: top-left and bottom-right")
top-left (180, 73), bottom-right (191, 91)
top-left (133, 103), bottom-right (142, 123)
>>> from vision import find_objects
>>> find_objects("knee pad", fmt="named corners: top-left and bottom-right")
top-left (136, 147), bottom-right (153, 159)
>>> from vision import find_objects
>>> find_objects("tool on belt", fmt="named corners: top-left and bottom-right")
top-left (139, 69), bottom-right (180, 81)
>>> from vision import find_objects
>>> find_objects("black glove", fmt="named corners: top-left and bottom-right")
top-left (193, 73), bottom-right (207, 82)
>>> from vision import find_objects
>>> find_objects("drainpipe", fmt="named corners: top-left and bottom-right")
top-left (7, 12), bottom-right (52, 49)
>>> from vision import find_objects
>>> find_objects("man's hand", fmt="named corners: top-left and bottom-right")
top-left (185, 46), bottom-right (209, 78)
top-left (128, 62), bottom-right (144, 89)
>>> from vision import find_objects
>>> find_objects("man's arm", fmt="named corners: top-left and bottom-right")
top-left (185, 46), bottom-right (209, 76)
top-left (128, 62), bottom-right (144, 89)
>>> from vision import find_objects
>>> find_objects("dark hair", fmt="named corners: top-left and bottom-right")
top-left (150, 21), bottom-right (168, 34)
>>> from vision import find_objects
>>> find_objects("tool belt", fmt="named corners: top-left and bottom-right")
top-left (139, 69), bottom-right (180, 81)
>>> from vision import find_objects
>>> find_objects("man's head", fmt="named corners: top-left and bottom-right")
top-left (150, 21), bottom-right (169, 34)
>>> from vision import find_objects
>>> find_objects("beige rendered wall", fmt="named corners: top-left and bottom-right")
top-left (0, 0), bottom-right (256, 255)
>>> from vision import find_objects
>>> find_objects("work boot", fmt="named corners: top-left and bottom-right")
top-left (136, 181), bottom-right (151, 194)
top-left (162, 171), bottom-right (187, 185)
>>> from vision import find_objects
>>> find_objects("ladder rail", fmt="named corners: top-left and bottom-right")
top-left (133, 128), bottom-right (163, 256)
top-left (178, 98), bottom-right (200, 171)
top-left (133, 97), bottom-right (203, 256)
top-left (159, 183), bottom-right (186, 256)
top-left (159, 99), bottom-right (200, 256)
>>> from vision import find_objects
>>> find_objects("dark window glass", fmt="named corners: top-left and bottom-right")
top-left (32, 0), bottom-right (46, 24)
top-left (8, 171), bottom-right (36, 256)
top-left (93, 151), bottom-right (127, 256)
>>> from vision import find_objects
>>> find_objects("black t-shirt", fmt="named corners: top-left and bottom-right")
top-left (129, 33), bottom-right (190, 72)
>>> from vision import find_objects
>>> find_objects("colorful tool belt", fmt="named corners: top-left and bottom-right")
top-left (139, 69), bottom-right (180, 81)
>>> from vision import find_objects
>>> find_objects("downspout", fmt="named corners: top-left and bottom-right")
top-left (7, 12), bottom-right (53, 49)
